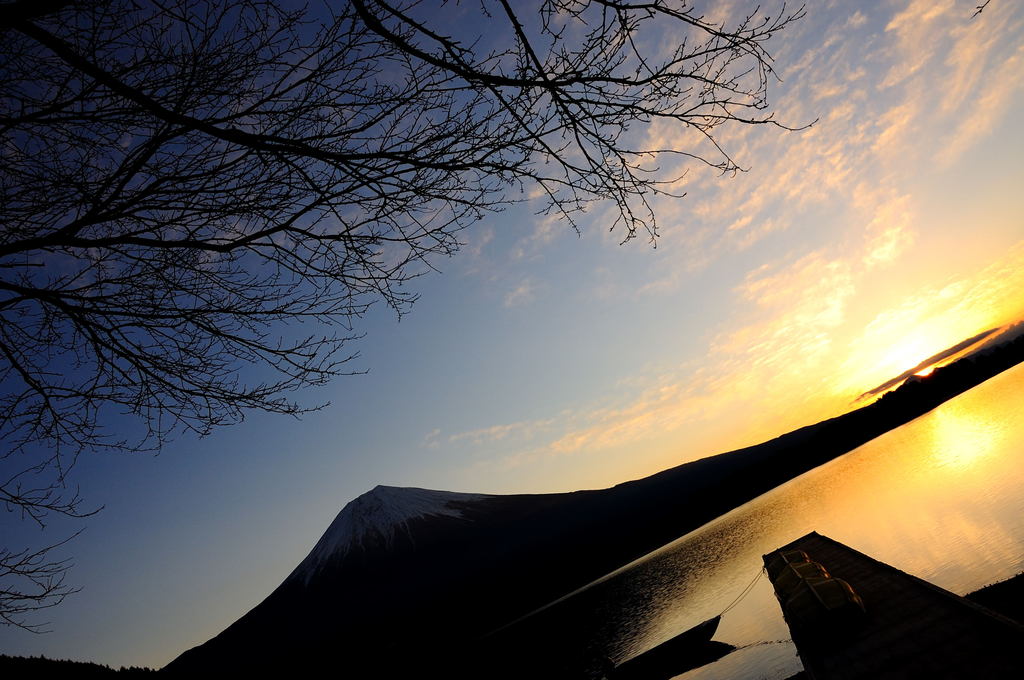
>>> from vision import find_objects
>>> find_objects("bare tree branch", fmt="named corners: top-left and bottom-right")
top-left (0, 0), bottom-right (806, 628)
top-left (1, 532), bottom-right (81, 633)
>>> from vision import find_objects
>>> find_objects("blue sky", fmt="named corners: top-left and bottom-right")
top-left (3, 0), bottom-right (1024, 668)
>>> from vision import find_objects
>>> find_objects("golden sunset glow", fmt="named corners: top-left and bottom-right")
top-left (5, 1), bottom-right (1024, 672)
top-left (925, 400), bottom-right (1007, 472)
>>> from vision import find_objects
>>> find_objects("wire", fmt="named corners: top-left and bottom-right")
top-left (721, 566), bottom-right (766, 617)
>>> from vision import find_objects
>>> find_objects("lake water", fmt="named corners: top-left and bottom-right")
top-left (537, 361), bottom-right (1024, 679)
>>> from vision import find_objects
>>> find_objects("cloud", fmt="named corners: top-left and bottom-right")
top-left (935, 41), bottom-right (1024, 167)
top-left (504, 278), bottom-right (536, 307)
top-left (846, 11), bottom-right (868, 29)
top-left (833, 240), bottom-right (1024, 398)
top-left (861, 193), bottom-right (915, 268)
top-left (447, 418), bottom-right (557, 447)
top-left (442, 1), bottom-right (1024, 489)
top-left (731, 217), bottom-right (784, 251)
top-left (511, 213), bottom-right (568, 260)
top-left (421, 428), bottom-right (442, 450)
top-left (455, 225), bottom-right (497, 279)
top-left (454, 236), bottom-right (1024, 490)
top-left (940, 19), bottom-right (999, 114)
top-left (872, 99), bottom-right (919, 157)
top-left (714, 252), bottom-right (857, 386)
top-left (879, 0), bottom-right (953, 89)
top-left (546, 382), bottom-right (690, 455)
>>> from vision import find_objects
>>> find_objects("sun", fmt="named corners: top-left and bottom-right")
top-left (915, 365), bottom-right (936, 377)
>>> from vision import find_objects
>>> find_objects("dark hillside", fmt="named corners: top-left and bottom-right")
top-left (168, 336), bottom-right (1024, 677)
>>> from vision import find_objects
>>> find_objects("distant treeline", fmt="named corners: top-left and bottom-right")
top-left (967, 572), bottom-right (1024, 623)
top-left (0, 654), bottom-right (154, 675)
top-left (867, 329), bottom-right (1024, 419)
top-left (703, 329), bottom-right (1024, 509)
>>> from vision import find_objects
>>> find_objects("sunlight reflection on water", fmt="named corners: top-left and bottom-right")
top-left (551, 362), bottom-right (1024, 679)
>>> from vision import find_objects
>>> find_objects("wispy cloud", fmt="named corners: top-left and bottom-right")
top-left (504, 278), bottom-right (537, 307)
top-left (511, 213), bottom-right (567, 260)
top-left (716, 251), bottom-right (856, 376)
top-left (936, 41), bottom-right (1024, 167)
top-left (879, 0), bottom-right (953, 89)
top-left (437, 2), bottom-right (1024, 488)
top-left (447, 418), bottom-right (557, 446)
top-left (833, 240), bottom-right (1024, 398)
top-left (422, 428), bottom-right (442, 450)
top-left (463, 240), bottom-right (1024, 480)
top-left (861, 193), bottom-right (915, 269)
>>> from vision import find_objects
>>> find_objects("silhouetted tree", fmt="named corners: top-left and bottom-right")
top-left (0, 533), bottom-right (79, 631)
top-left (0, 0), bottom-right (805, 627)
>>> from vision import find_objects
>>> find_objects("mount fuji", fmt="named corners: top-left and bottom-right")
top-left (166, 433), bottom-right (824, 676)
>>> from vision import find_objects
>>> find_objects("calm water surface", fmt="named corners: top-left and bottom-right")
top-left (541, 362), bottom-right (1024, 679)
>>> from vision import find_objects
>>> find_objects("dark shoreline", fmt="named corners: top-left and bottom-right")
top-left (965, 571), bottom-right (1024, 622)
top-left (2, 573), bottom-right (1022, 676)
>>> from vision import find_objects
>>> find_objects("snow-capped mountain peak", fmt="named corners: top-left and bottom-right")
top-left (288, 485), bottom-right (491, 582)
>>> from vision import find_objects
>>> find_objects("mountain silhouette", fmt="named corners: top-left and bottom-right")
top-left (167, 328), bottom-right (1024, 677)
